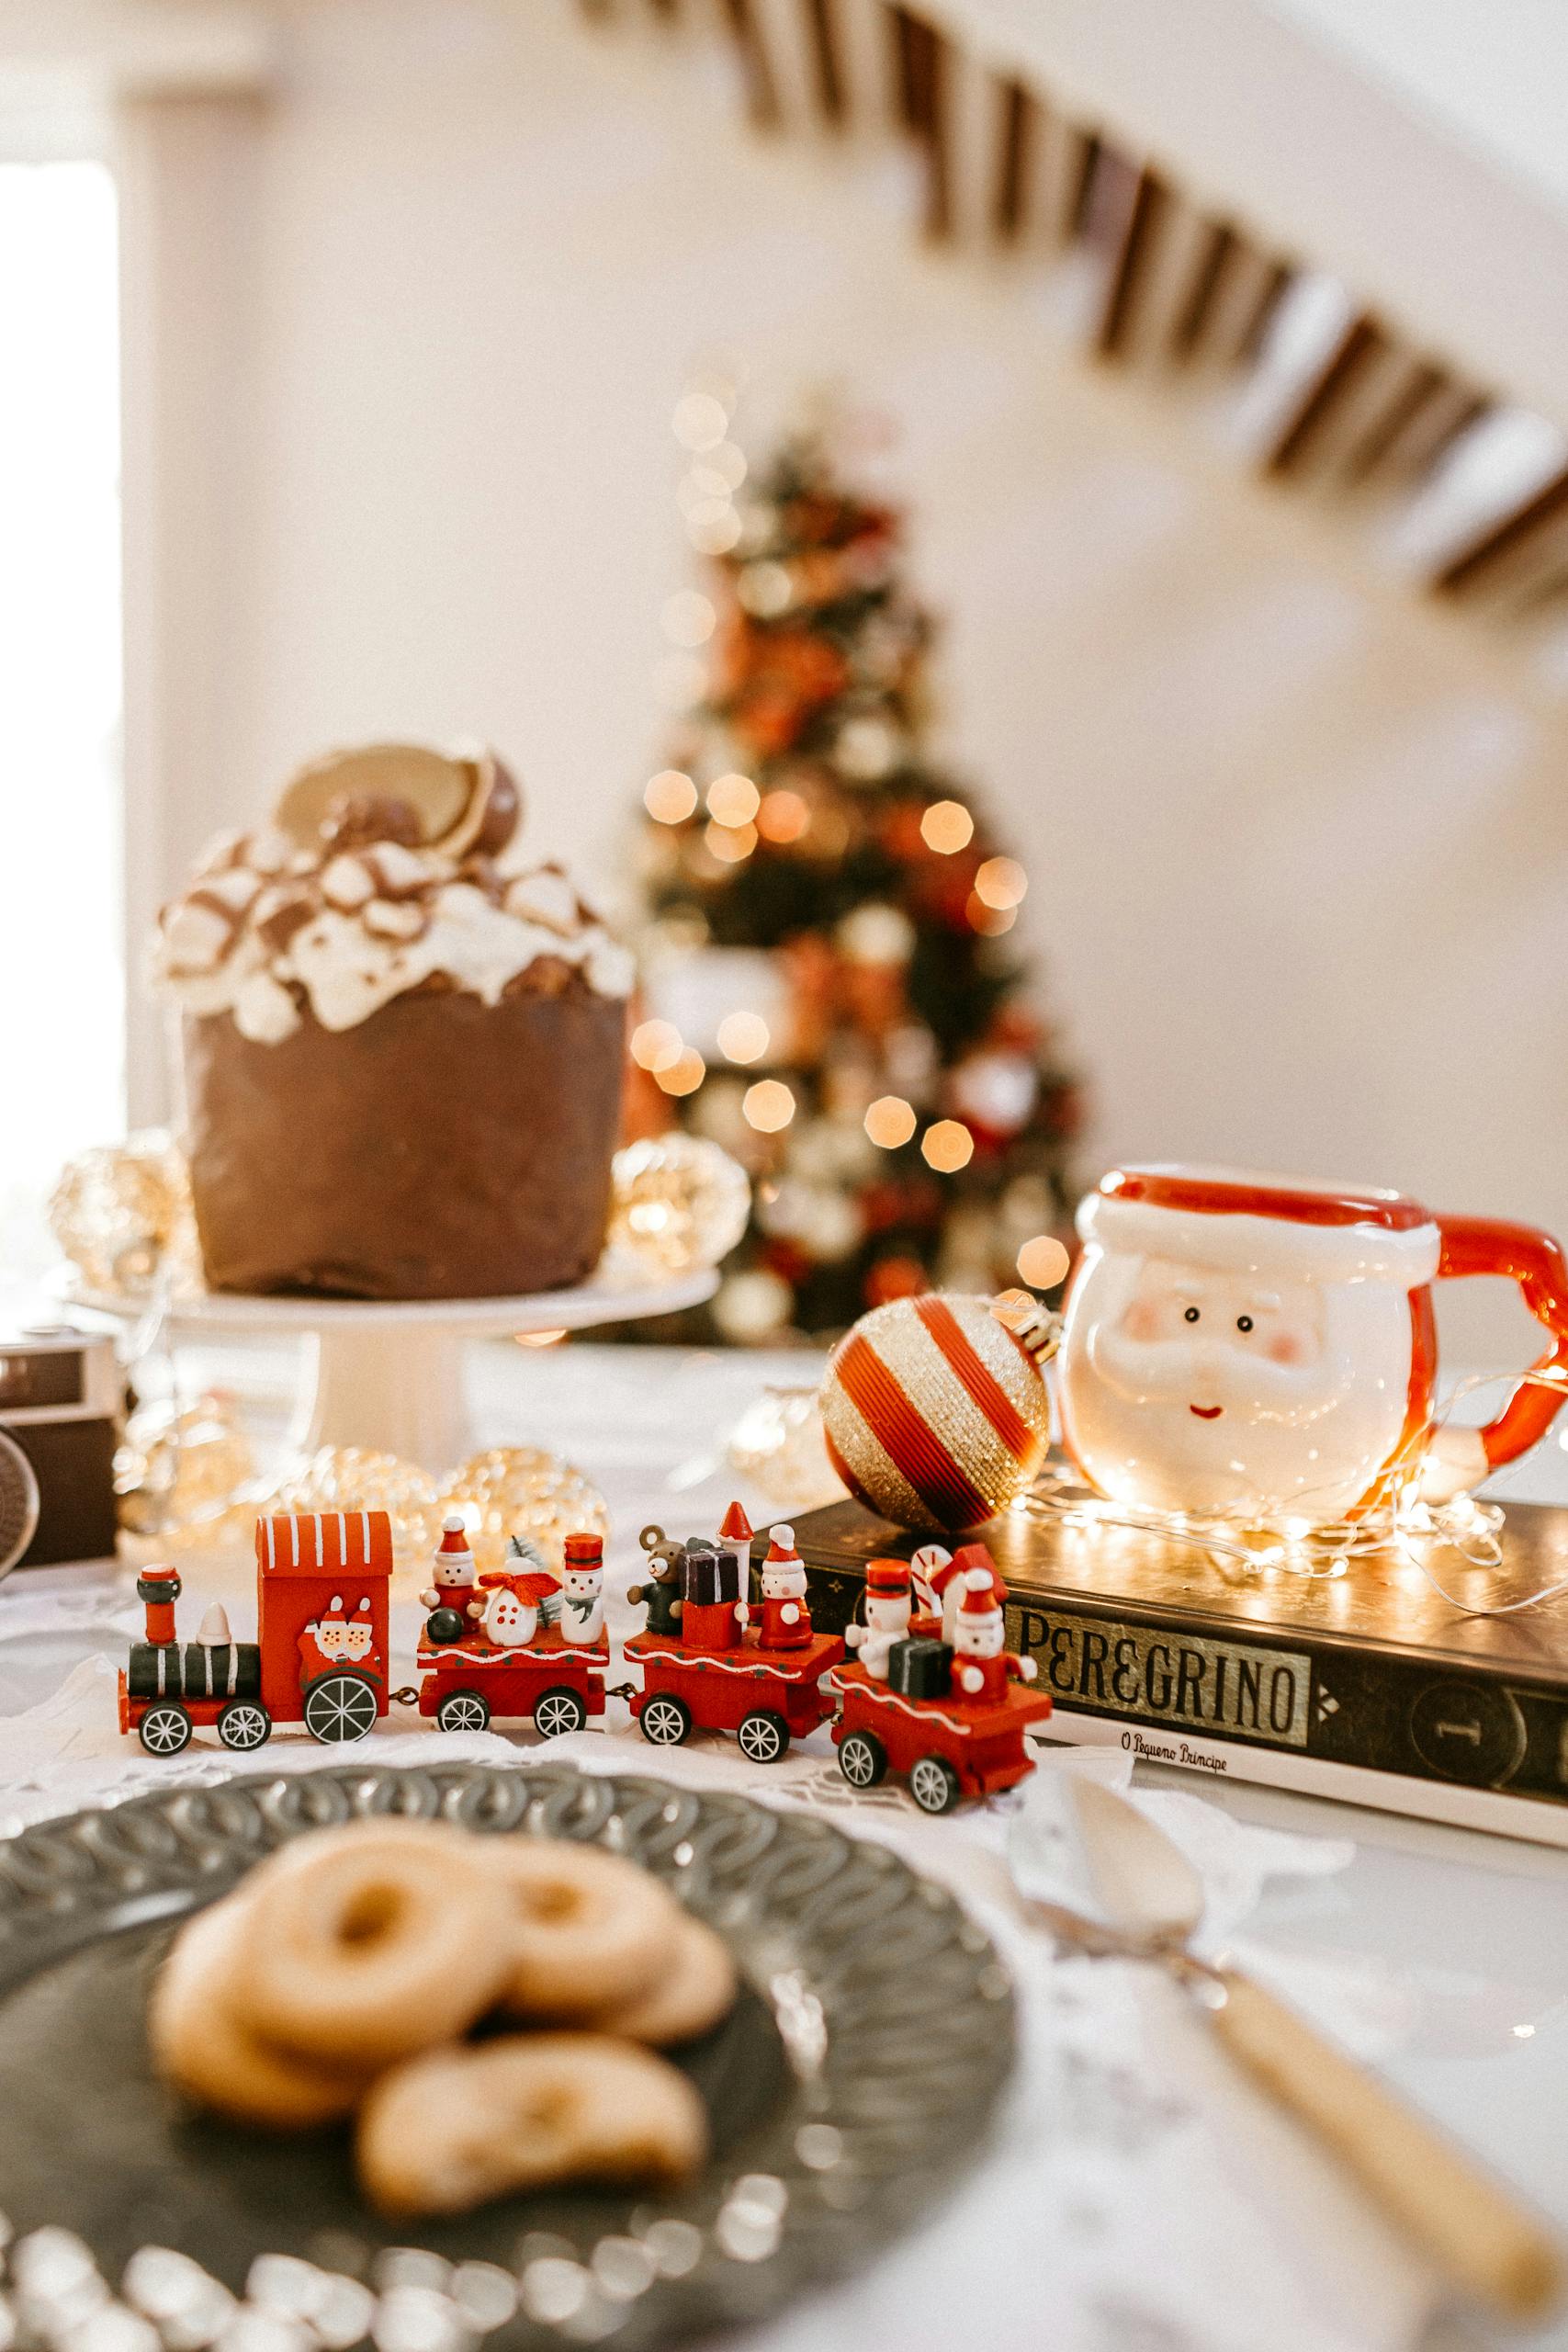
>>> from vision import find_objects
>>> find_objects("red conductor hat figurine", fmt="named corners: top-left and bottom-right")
top-left (951, 1566), bottom-right (1037, 1704)
top-left (422, 1514), bottom-right (480, 1621)
top-left (845, 1556), bottom-right (912, 1680)
top-left (756, 1523), bottom-right (812, 1651)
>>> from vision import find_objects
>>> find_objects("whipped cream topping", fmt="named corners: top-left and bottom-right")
top-left (153, 825), bottom-right (634, 1044)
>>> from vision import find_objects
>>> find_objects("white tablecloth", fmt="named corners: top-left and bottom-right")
top-left (3, 1340), bottom-right (1565, 2352)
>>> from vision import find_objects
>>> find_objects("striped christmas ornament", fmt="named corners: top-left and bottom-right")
top-left (820, 1292), bottom-right (1050, 1533)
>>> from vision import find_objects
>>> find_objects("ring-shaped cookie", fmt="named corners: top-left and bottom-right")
top-left (594, 1911), bottom-right (738, 2046)
top-left (491, 1838), bottom-right (680, 2022)
top-left (150, 1896), bottom-right (368, 2130)
top-left (235, 1822), bottom-right (515, 2068)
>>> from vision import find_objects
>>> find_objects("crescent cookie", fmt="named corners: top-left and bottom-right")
top-left (489, 1839), bottom-right (681, 2022)
top-left (233, 1821), bottom-right (516, 2069)
top-left (149, 1895), bottom-right (369, 2130)
top-left (357, 2035), bottom-right (708, 2216)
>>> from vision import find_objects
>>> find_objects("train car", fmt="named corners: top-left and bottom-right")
top-left (118, 1510), bottom-right (394, 1755)
top-left (625, 1512), bottom-right (843, 1762)
top-left (414, 1543), bottom-right (609, 1736)
top-left (830, 1660), bottom-right (1053, 1812)
top-left (829, 1561), bottom-right (1052, 1812)
top-left (415, 1625), bottom-right (608, 1738)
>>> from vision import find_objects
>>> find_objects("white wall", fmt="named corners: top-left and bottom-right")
top-left (140, 0), bottom-right (1568, 1359)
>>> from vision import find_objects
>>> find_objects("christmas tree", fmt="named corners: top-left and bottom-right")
top-left (627, 402), bottom-right (1080, 1342)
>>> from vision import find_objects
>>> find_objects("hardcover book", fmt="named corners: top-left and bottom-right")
top-left (788, 1497), bottom-right (1568, 1846)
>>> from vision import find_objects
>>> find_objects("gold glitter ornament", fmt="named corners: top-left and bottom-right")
top-left (605, 1136), bottom-right (750, 1277)
top-left (115, 1391), bottom-right (258, 1539)
top-left (269, 1448), bottom-right (445, 1569)
top-left (820, 1290), bottom-right (1050, 1533)
top-left (441, 1448), bottom-right (609, 1576)
top-left (48, 1132), bottom-right (200, 1300)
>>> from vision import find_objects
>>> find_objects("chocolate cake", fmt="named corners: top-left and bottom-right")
top-left (152, 746), bottom-right (634, 1300)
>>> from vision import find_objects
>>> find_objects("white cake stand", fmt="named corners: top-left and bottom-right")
top-left (68, 1266), bottom-right (718, 1469)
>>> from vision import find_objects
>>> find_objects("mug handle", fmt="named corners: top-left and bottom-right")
top-left (1435, 1216), bottom-right (1568, 1470)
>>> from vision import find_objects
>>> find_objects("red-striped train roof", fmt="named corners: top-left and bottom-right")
top-left (254, 1510), bottom-right (394, 1579)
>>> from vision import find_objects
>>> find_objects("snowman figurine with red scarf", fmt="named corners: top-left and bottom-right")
top-left (951, 1567), bottom-right (1038, 1704)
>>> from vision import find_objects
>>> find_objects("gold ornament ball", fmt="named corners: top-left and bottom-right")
top-left (820, 1290), bottom-right (1050, 1533)
top-left (607, 1136), bottom-right (750, 1276)
top-left (270, 1449), bottom-right (445, 1570)
top-left (49, 1131), bottom-right (201, 1300)
top-left (441, 1448), bottom-right (609, 1577)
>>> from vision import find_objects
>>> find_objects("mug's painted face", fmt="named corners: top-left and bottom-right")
top-left (1061, 1250), bottom-right (1412, 1520)
top-left (1092, 1261), bottom-right (1332, 1421)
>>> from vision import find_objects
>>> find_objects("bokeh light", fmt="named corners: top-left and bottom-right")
top-left (662, 590), bottom-right (716, 647)
top-left (644, 769), bottom-right (698, 823)
top-left (716, 1011), bottom-right (771, 1064)
top-left (706, 771), bottom-right (761, 826)
top-left (705, 820), bottom-right (758, 863)
top-left (921, 1120), bottom-right (975, 1172)
top-left (657, 1047), bottom-right (706, 1097)
top-left (975, 855), bottom-right (1028, 910)
top-left (1018, 1234), bottom-right (1071, 1289)
top-left (864, 1095), bottom-right (917, 1148)
top-left (672, 392), bottom-right (729, 452)
top-left (757, 789), bottom-right (809, 843)
top-left (629, 1018), bottom-right (683, 1074)
top-left (920, 799), bottom-right (974, 854)
top-left (967, 892), bottom-right (1016, 935)
top-left (743, 1080), bottom-right (796, 1133)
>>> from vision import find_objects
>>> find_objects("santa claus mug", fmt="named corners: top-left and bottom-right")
top-left (1057, 1166), bottom-right (1568, 1523)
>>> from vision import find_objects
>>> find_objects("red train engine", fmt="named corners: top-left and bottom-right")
top-left (413, 1523), bottom-right (608, 1737)
top-left (625, 1511), bottom-right (844, 1764)
top-left (118, 1510), bottom-right (393, 1755)
top-left (830, 1552), bottom-right (1052, 1812)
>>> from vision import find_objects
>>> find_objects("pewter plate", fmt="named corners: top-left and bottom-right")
top-left (0, 1765), bottom-right (1015, 2348)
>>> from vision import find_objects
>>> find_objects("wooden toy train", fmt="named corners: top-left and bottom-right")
top-left (119, 1504), bottom-right (1049, 1813)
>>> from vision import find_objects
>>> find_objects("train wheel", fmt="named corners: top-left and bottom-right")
top-left (218, 1700), bottom-right (271, 1752)
top-left (437, 1689), bottom-right (491, 1735)
top-left (138, 1702), bottom-right (191, 1757)
top-left (639, 1693), bottom-right (692, 1747)
top-left (534, 1686), bottom-right (587, 1739)
top-left (303, 1672), bottom-right (379, 1745)
top-left (838, 1729), bottom-right (886, 1790)
top-left (908, 1754), bottom-right (962, 1815)
top-left (737, 1708), bottom-right (790, 1765)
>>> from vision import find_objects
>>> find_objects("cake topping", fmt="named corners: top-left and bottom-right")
top-left (153, 742), bottom-right (631, 1040)
top-left (321, 794), bottom-right (423, 853)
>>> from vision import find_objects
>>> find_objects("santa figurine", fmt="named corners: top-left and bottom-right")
top-left (951, 1567), bottom-right (1038, 1704)
top-left (753, 1524), bottom-right (811, 1650)
top-left (421, 1515), bottom-right (481, 1623)
top-left (558, 1532), bottom-right (606, 1645)
top-left (299, 1594), bottom-right (382, 1686)
top-left (844, 1557), bottom-right (911, 1680)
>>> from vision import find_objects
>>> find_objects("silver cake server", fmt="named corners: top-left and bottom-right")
top-left (1024, 1772), bottom-right (1563, 2324)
